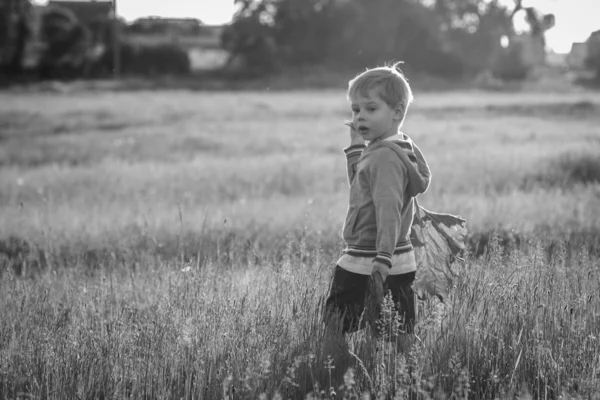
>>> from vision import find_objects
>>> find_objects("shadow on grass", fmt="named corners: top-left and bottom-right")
top-left (2, 222), bottom-right (600, 279)
top-left (521, 152), bottom-right (600, 191)
top-left (0, 225), bottom-right (342, 277)
top-left (468, 226), bottom-right (600, 262)
top-left (421, 100), bottom-right (600, 120)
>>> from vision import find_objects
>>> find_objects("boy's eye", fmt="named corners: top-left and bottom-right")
top-left (351, 108), bottom-right (359, 113)
top-left (367, 107), bottom-right (376, 112)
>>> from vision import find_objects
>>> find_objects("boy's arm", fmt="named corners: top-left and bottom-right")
top-left (343, 144), bottom-right (366, 185)
top-left (343, 122), bottom-right (366, 185)
top-left (369, 149), bottom-right (406, 267)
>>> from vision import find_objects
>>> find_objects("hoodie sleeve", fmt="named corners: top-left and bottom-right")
top-left (343, 144), bottom-right (366, 185)
top-left (369, 148), bottom-right (407, 267)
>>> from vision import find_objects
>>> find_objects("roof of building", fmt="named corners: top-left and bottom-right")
top-left (134, 17), bottom-right (202, 24)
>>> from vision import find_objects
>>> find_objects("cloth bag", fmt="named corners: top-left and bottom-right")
top-left (410, 200), bottom-right (467, 301)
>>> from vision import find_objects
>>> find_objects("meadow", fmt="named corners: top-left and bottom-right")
top-left (1, 86), bottom-right (600, 399)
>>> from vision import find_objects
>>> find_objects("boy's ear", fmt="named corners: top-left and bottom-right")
top-left (393, 103), bottom-right (405, 121)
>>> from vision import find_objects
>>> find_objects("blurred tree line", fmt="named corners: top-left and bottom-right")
top-left (2, 0), bottom-right (597, 83)
top-left (0, 0), bottom-right (191, 81)
top-left (221, 0), bottom-right (562, 80)
top-left (221, 0), bottom-right (514, 77)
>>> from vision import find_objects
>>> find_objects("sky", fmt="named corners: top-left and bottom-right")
top-left (116, 0), bottom-right (237, 27)
top-left (520, 0), bottom-right (599, 53)
top-left (34, 0), bottom-right (599, 54)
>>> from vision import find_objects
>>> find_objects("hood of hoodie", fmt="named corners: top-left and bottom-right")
top-left (367, 132), bottom-right (432, 198)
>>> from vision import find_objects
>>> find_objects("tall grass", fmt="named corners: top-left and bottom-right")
top-left (1, 89), bottom-right (600, 398)
top-left (1, 231), bottom-right (599, 398)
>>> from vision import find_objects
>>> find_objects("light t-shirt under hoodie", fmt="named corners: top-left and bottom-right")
top-left (337, 133), bottom-right (431, 276)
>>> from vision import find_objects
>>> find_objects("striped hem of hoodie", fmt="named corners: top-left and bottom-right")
top-left (343, 241), bottom-right (413, 268)
top-left (343, 144), bottom-right (366, 157)
top-left (337, 250), bottom-right (416, 275)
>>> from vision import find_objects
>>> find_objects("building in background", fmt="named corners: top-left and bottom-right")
top-left (567, 42), bottom-right (588, 69)
top-left (588, 30), bottom-right (600, 63)
top-left (128, 17), bottom-right (202, 35)
top-left (567, 30), bottom-right (600, 70)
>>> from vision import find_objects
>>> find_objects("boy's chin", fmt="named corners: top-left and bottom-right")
top-left (360, 131), bottom-right (376, 140)
top-left (364, 133), bottom-right (381, 142)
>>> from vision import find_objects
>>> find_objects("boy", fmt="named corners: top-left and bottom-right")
top-left (325, 62), bottom-right (431, 336)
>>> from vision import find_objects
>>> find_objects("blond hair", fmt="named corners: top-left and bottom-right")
top-left (347, 62), bottom-right (414, 121)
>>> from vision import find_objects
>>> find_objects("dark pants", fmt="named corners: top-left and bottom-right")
top-left (324, 266), bottom-right (416, 335)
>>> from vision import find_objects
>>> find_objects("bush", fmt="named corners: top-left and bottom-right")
top-left (491, 42), bottom-right (530, 81)
top-left (136, 43), bottom-right (191, 76)
top-left (91, 41), bottom-right (191, 77)
top-left (408, 49), bottom-right (466, 78)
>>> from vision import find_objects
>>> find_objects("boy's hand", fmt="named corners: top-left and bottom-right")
top-left (345, 121), bottom-right (365, 147)
top-left (372, 261), bottom-right (390, 283)
top-left (369, 262), bottom-right (387, 311)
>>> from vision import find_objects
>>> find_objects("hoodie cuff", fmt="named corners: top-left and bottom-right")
top-left (343, 144), bottom-right (366, 157)
top-left (374, 253), bottom-right (392, 268)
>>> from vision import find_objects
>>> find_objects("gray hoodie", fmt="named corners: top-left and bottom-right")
top-left (342, 133), bottom-right (432, 267)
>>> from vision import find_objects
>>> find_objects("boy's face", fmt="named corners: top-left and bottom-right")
top-left (350, 88), bottom-right (402, 142)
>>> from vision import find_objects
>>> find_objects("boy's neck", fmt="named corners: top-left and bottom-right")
top-left (380, 124), bottom-right (401, 140)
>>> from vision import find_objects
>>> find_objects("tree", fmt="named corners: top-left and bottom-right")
top-left (223, 0), bottom-right (461, 75)
top-left (0, 0), bottom-right (33, 75)
top-left (492, 0), bottom-right (556, 79)
top-left (221, 1), bottom-right (280, 74)
top-left (510, 0), bottom-right (555, 40)
top-left (37, 5), bottom-right (91, 79)
top-left (221, 0), bottom-right (349, 71)
top-left (432, 0), bottom-right (513, 72)
top-left (270, 0), bottom-right (344, 64)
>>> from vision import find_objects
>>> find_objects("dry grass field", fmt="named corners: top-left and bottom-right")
top-left (1, 87), bottom-right (600, 399)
